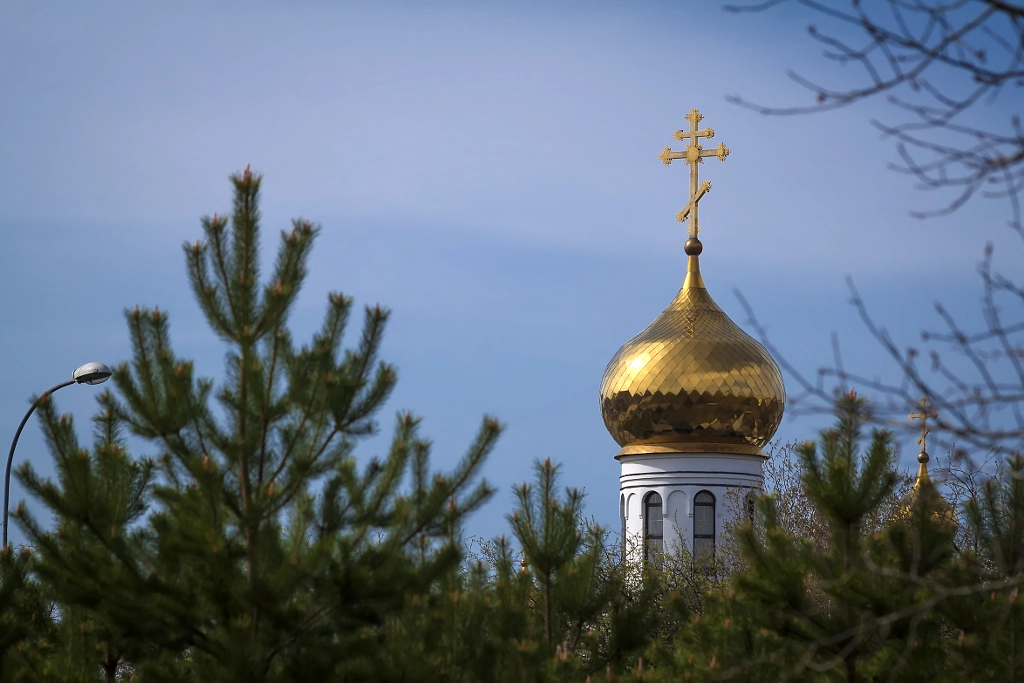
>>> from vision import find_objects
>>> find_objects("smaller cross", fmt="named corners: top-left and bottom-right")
top-left (658, 108), bottom-right (730, 238)
top-left (909, 396), bottom-right (938, 460)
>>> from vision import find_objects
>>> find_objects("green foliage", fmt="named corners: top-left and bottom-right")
top-left (737, 391), bottom-right (910, 677)
top-left (4, 170), bottom-right (1024, 681)
top-left (0, 547), bottom-right (53, 681)
top-left (359, 458), bottom-right (659, 682)
top-left (944, 454), bottom-right (1024, 679)
top-left (9, 169), bottom-right (501, 682)
top-left (652, 392), bottom-right (1024, 682)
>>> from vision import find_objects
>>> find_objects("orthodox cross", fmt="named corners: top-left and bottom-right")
top-left (909, 396), bottom-right (938, 460)
top-left (658, 108), bottom-right (730, 238)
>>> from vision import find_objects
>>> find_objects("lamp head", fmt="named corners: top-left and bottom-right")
top-left (73, 362), bottom-right (112, 385)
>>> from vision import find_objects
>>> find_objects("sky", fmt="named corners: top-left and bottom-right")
top-left (0, 0), bottom-right (1018, 545)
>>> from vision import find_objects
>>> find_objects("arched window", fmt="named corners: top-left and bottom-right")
top-left (644, 492), bottom-right (663, 562)
top-left (620, 494), bottom-right (627, 562)
top-left (693, 491), bottom-right (715, 561)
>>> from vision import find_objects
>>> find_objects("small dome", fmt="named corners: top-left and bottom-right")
top-left (600, 252), bottom-right (784, 455)
top-left (895, 453), bottom-right (958, 532)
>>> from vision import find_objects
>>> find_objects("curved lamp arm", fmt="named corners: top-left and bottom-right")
top-left (3, 380), bottom-right (73, 548)
top-left (3, 362), bottom-right (111, 549)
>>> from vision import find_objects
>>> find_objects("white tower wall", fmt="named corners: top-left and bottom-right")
top-left (618, 451), bottom-right (764, 559)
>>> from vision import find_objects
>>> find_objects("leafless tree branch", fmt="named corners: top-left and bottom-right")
top-left (724, 0), bottom-right (1024, 233)
top-left (727, 1), bottom-right (1024, 461)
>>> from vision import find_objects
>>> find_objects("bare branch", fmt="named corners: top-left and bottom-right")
top-left (725, 0), bottom-right (1024, 226)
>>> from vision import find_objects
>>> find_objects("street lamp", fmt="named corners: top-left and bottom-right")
top-left (3, 362), bottom-right (112, 548)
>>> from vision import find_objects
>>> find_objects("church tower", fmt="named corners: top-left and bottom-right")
top-left (600, 109), bottom-right (785, 562)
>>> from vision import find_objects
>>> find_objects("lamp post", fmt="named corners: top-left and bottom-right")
top-left (3, 362), bottom-right (112, 548)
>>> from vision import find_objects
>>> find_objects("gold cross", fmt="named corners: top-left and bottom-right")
top-left (658, 108), bottom-right (730, 238)
top-left (909, 396), bottom-right (938, 456)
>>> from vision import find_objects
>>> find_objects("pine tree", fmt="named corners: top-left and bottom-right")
top-left (362, 458), bottom-right (658, 682)
top-left (11, 167), bottom-right (501, 681)
top-left (947, 453), bottom-right (1024, 679)
top-left (0, 546), bottom-right (54, 680)
top-left (655, 391), bottom-right (959, 682)
top-left (507, 458), bottom-right (658, 676)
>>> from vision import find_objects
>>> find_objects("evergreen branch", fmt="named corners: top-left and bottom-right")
top-left (208, 212), bottom-right (242, 337)
top-left (263, 598), bottom-right (344, 667)
top-left (228, 167), bottom-right (262, 340)
top-left (273, 293), bottom-right (355, 483)
top-left (185, 237), bottom-right (236, 342)
top-left (256, 220), bottom-right (317, 339)
top-left (256, 330), bottom-right (285, 490)
top-left (401, 416), bottom-right (502, 546)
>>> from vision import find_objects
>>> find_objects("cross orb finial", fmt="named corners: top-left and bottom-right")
top-left (909, 396), bottom-right (938, 463)
top-left (658, 108), bottom-right (730, 241)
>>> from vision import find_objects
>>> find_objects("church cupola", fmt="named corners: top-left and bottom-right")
top-left (897, 396), bottom-right (958, 531)
top-left (606, 109), bottom-right (786, 565)
top-left (600, 108), bottom-right (785, 460)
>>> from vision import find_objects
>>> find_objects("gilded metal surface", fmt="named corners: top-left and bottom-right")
top-left (601, 108), bottom-right (784, 454)
top-left (600, 254), bottom-right (785, 451)
top-left (659, 108), bottom-right (730, 238)
top-left (898, 397), bottom-right (957, 529)
top-left (615, 441), bottom-right (767, 458)
top-left (909, 395), bottom-right (937, 467)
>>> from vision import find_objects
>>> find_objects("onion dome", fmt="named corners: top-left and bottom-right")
top-left (894, 450), bottom-right (958, 531)
top-left (602, 108), bottom-right (785, 457)
top-left (600, 237), bottom-right (785, 457)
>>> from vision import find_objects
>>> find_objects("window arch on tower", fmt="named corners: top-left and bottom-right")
top-left (643, 491), bottom-right (663, 563)
top-left (693, 490), bottom-right (716, 562)
top-left (619, 494), bottom-right (627, 561)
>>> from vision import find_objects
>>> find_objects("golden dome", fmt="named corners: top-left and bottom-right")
top-left (896, 399), bottom-right (957, 530)
top-left (600, 245), bottom-right (785, 456)
top-left (895, 451), bottom-right (958, 532)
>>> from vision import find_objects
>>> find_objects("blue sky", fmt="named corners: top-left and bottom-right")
top-left (0, 1), bottom-right (1017, 544)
